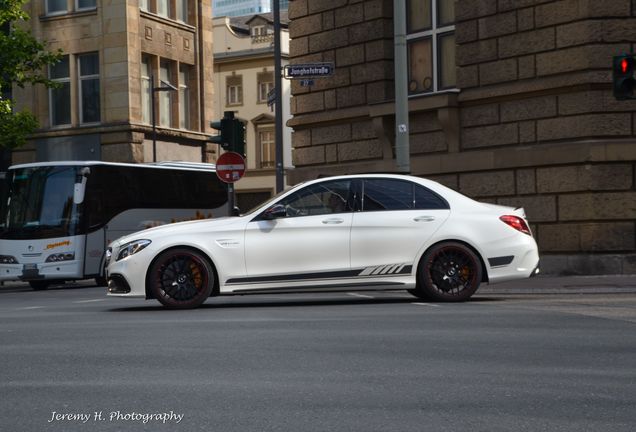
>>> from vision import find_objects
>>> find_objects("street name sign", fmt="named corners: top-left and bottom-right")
top-left (284, 63), bottom-right (334, 79)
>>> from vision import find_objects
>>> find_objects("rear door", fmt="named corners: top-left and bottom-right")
top-left (350, 178), bottom-right (450, 273)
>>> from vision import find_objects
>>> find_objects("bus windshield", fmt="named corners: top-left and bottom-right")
top-left (0, 166), bottom-right (81, 240)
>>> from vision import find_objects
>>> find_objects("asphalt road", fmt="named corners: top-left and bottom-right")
top-left (1, 283), bottom-right (635, 432)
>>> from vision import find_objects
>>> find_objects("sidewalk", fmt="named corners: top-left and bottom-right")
top-left (481, 274), bottom-right (636, 294)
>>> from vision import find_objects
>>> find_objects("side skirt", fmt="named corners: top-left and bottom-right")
top-left (223, 264), bottom-right (414, 294)
top-left (227, 281), bottom-right (407, 295)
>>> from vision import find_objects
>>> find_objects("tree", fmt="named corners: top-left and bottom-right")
top-left (0, 0), bottom-right (62, 149)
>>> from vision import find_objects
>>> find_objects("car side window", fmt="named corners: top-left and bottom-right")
top-left (413, 184), bottom-right (449, 210)
top-left (362, 179), bottom-right (449, 211)
top-left (278, 180), bottom-right (352, 217)
top-left (363, 179), bottom-right (412, 210)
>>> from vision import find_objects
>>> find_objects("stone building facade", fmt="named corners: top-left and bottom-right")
top-left (287, 0), bottom-right (636, 275)
top-left (12, 0), bottom-right (216, 165)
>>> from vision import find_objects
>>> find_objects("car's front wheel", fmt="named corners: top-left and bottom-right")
top-left (412, 242), bottom-right (483, 302)
top-left (148, 248), bottom-right (214, 309)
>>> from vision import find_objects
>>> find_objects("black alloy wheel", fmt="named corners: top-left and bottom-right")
top-left (413, 242), bottom-right (483, 302)
top-left (149, 248), bottom-right (214, 309)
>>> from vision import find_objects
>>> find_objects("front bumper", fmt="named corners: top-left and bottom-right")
top-left (0, 260), bottom-right (83, 282)
top-left (107, 274), bottom-right (131, 294)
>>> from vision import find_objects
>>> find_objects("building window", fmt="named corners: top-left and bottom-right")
top-left (179, 65), bottom-right (190, 129)
top-left (49, 55), bottom-right (71, 127)
top-left (76, 0), bottom-right (96, 10)
top-left (251, 25), bottom-right (266, 36)
top-left (176, 0), bottom-right (188, 22)
top-left (157, 0), bottom-right (170, 18)
top-left (226, 75), bottom-right (243, 106)
top-left (159, 60), bottom-right (175, 127)
top-left (140, 0), bottom-right (149, 11)
top-left (257, 71), bottom-right (274, 104)
top-left (259, 129), bottom-right (275, 169)
top-left (406, 0), bottom-right (455, 94)
top-left (78, 53), bottom-right (100, 124)
top-left (141, 56), bottom-right (151, 124)
top-left (46, 0), bottom-right (67, 15)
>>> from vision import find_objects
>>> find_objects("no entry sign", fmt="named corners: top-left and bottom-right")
top-left (216, 152), bottom-right (246, 183)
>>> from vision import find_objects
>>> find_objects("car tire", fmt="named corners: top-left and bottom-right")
top-left (406, 288), bottom-right (431, 300)
top-left (148, 248), bottom-right (214, 309)
top-left (414, 242), bottom-right (482, 302)
top-left (29, 281), bottom-right (50, 291)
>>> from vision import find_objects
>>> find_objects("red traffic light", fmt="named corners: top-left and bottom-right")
top-left (622, 58), bottom-right (630, 74)
top-left (613, 54), bottom-right (636, 100)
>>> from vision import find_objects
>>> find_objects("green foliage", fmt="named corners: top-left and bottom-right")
top-left (0, 98), bottom-right (38, 149)
top-left (0, 0), bottom-right (62, 149)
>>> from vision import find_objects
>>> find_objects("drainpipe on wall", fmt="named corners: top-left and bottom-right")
top-left (394, 0), bottom-right (410, 173)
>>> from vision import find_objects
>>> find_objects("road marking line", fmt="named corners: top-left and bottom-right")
top-left (73, 299), bottom-right (105, 303)
top-left (16, 306), bottom-right (45, 310)
top-left (347, 293), bottom-right (375, 299)
top-left (412, 302), bottom-right (441, 308)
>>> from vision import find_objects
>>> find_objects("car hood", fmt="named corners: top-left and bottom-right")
top-left (110, 216), bottom-right (242, 247)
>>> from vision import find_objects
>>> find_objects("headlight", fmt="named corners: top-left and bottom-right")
top-left (0, 255), bottom-right (18, 264)
top-left (105, 247), bottom-right (112, 267)
top-left (45, 253), bottom-right (75, 263)
top-left (116, 240), bottom-right (151, 261)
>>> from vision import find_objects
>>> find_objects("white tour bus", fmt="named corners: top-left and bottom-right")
top-left (0, 161), bottom-right (228, 289)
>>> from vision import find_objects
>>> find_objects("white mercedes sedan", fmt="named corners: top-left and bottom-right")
top-left (106, 174), bottom-right (539, 309)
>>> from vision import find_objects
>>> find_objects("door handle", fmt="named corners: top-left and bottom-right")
top-left (414, 215), bottom-right (436, 222)
top-left (322, 218), bottom-right (344, 224)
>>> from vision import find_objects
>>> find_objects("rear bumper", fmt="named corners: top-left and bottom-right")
top-left (530, 260), bottom-right (540, 277)
top-left (487, 245), bottom-right (540, 284)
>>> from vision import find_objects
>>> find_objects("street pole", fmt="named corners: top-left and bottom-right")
top-left (394, 0), bottom-right (410, 173)
top-left (227, 183), bottom-right (235, 216)
top-left (273, 0), bottom-right (284, 193)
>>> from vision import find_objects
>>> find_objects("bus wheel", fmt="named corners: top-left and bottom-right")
top-left (29, 281), bottom-right (50, 290)
top-left (148, 248), bottom-right (213, 309)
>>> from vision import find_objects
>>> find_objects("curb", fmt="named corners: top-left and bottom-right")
top-left (480, 275), bottom-right (636, 294)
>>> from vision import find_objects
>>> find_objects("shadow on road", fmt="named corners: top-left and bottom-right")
top-left (107, 295), bottom-right (501, 312)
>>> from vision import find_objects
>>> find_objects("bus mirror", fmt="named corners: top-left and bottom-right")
top-left (73, 182), bottom-right (86, 204)
top-left (73, 167), bottom-right (90, 204)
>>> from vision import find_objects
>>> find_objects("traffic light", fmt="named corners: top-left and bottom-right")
top-left (232, 118), bottom-right (246, 157)
top-left (209, 111), bottom-right (246, 157)
top-left (209, 111), bottom-right (234, 150)
top-left (613, 54), bottom-right (636, 100)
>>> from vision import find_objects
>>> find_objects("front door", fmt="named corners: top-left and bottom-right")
top-left (244, 179), bottom-right (354, 284)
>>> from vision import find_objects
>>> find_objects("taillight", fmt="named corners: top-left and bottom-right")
top-left (500, 215), bottom-right (532, 236)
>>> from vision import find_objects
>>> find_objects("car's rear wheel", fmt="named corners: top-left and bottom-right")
top-left (148, 248), bottom-right (213, 309)
top-left (412, 242), bottom-right (482, 302)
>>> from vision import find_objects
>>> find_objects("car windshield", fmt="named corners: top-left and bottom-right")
top-left (0, 166), bottom-right (81, 240)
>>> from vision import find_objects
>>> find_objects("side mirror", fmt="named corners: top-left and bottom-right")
top-left (261, 204), bottom-right (286, 220)
top-left (73, 167), bottom-right (90, 205)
